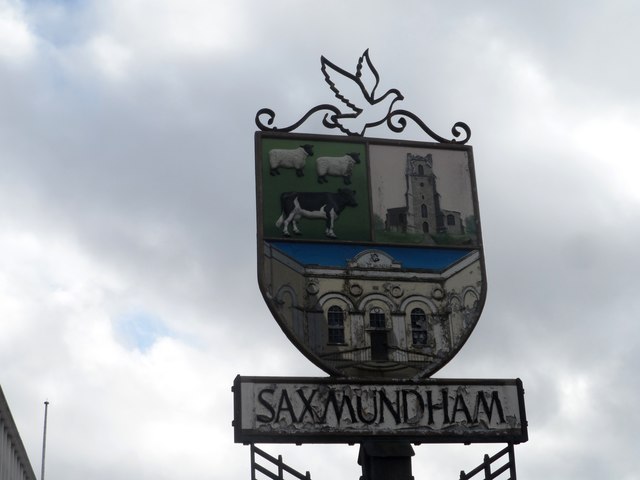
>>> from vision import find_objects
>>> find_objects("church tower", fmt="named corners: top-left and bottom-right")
top-left (405, 153), bottom-right (442, 234)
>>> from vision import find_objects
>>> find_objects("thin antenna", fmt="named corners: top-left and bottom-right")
top-left (41, 400), bottom-right (49, 480)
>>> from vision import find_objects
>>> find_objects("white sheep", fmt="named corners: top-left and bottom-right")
top-left (268, 144), bottom-right (314, 177)
top-left (316, 152), bottom-right (361, 184)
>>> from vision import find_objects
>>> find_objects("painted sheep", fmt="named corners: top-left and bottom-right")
top-left (316, 152), bottom-right (361, 184)
top-left (268, 144), bottom-right (314, 177)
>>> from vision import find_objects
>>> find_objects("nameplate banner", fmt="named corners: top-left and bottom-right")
top-left (233, 376), bottom-right (527, 444)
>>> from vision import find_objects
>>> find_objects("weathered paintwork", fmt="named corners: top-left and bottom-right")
top-left (257, 132), bottom-right (486, 378)
top-left (233, 376), bottom-right (527, 444)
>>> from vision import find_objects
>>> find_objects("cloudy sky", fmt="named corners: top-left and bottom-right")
top-left (1, 1), bottom-right (639, 479)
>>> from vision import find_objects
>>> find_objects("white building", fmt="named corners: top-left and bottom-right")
top-left (262, 241), bottom-right (484, 378)
top-left (0, 387), bottom-right (37, 480)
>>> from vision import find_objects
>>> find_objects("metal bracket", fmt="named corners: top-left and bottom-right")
top-left (255, 49), bottom-right (471, 144)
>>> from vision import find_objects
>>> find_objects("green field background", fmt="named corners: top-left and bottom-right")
top-left (261, 137), bottom-right (371, 242)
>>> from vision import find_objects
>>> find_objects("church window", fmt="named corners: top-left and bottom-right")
top-left (369, 307), bottom-right (386, 329)
top-left (422, 222), bottom-right (429, 233)
top-left (327, 306), bottom-right (345, 344)
top-left (411, 308), bottom-right (427, 346)
top-left (447, 214), bottom-right (456, 226)
top-left (418, 165), bottom-right (424, 175)
top-left (421, 204), bottom-right (428, 218)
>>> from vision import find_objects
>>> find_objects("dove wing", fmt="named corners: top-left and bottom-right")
top-left (356, 49), bottom-right (380, 102)
top-left (321, 55), bottom-right (368, 114)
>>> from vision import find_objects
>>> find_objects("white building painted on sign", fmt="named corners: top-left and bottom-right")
top-left (263, 242), bottom-right (483, 378)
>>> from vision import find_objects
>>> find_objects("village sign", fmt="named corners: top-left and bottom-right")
top-left (255, 50), bottom-right (485, 379)
top-left (235, 51), bottom-right (528, 457)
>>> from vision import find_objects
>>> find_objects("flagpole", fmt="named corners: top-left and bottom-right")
top-left (41, 400), bottom-right (49, 480)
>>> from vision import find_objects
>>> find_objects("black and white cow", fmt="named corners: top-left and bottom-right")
top-left (275, 188), bottom-right (358, 239)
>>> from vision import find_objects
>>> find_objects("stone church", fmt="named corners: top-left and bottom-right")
top-left (386, 153), bottom-right (464, 237)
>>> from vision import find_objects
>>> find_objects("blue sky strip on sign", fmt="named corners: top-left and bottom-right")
top-left (269, 241), bottom-right (474, 272)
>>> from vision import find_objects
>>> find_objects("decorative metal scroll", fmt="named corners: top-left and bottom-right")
top-left (255, 49), bottom-right (471, 144)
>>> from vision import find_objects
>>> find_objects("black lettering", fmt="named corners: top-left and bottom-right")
top-left (356, 392), bottom-right (377, 424)
top-left (296, 389), bottom-right (318, 422)
top-left (256, 388), bottom-right (276, 423)
top-left (426, 388), bottom-right (450, 424)
top-left (473, 391), bottom-right (506, 424)
top-left (424, 390), bottom-right (435, 425)
top-left (442, 389), bottom-right (450, 424)
top-left (321, 390), bottom-right (357, 425)
top-left (451, 393), bottom-right (472, 423)
top-left (379, 389), bottom-right (401, 424)
top-left (402, 389), bottom-right (424, 424)
top-left (275, 389), bottom-right (297, 423)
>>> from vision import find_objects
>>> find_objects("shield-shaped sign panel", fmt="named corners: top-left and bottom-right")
top-left (256, 132), bottom-right (485, 379)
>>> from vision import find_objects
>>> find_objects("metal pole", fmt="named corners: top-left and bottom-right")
top-left (358, 441), bottom-right (415, 480)
top-left (41, 400), bottom-right (49, 480)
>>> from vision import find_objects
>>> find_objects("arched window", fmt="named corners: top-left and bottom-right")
top-left (327, 306), bottom-right (345, 344)
top-left (421, 204), bottom-right (428, 218)
top-left (411, 308), bottom-right (427, 346)
top-left (418, 164), bottom-right (424, 175)
top-left (422, 222), bottom-right (429, 233)
top-left (369, 307), bottom-right (386, 329)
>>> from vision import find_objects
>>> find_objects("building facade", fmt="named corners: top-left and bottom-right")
top-left (0, 387), bottom-right (37, 480)
top-left (264, 241), bottom-right (483, 378)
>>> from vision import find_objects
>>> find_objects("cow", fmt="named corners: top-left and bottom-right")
top-left (275, 188), bottom-right (358, 239)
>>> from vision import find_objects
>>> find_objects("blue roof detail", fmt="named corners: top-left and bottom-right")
top-left (269, 241), bottom-right (473, 272)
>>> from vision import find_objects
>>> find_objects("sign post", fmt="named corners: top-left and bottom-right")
top-left (235, 49), bottom-right (528, 479)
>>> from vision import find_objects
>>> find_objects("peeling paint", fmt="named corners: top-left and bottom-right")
top-left (257, 133), bottom-right (486, 378)
top-left (234, 377), bottom-right (527, 444)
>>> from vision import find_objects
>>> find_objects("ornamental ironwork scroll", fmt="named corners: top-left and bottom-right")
top-left (255, 49), bottom-right (471, 144)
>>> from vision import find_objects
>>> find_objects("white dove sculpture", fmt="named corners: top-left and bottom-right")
top-left (321, 49), bottom-right (404, 136)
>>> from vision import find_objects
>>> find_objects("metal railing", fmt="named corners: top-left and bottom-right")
top-left (319, 345), bottom-right (435, 366)
top-left (459, 444), bottom-right (516, 480)
top-left (249, 443), bottom-right (517, 480)
top-left (251, 444), bottom-right (311, 480)
top-left (387, 345), bottom-right (435, 363)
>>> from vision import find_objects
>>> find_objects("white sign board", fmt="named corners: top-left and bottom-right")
top-left (233, 376), bottom-right (527, 444)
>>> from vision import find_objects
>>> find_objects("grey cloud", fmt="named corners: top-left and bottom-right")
top-left (1, 1), bottom-right (640, 479)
